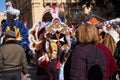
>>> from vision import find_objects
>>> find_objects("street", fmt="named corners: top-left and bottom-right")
top-left (23, 64), bottom-right (48, 80)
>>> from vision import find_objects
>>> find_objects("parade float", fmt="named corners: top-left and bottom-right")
top-left (28, 3), bottom-right (74, 70)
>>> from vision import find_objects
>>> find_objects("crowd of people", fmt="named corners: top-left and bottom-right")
top-left (0, 18), bottom-right (120, 80)
top-left (0, 2), bottom-right (120, 80)
top-left (64, 23), bottom-right (119, 80)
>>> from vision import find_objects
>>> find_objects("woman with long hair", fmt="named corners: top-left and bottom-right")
top-left (68, 23), bottom-right (106, 80)
top-left (102, 33), bottom-right (117, 55)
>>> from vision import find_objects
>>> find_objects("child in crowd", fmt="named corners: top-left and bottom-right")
top-left (46, 33), bottom-right (58, 80)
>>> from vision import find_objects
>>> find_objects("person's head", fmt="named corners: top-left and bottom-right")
top-left (76, 23), bottom-right (99, 45)
top-left (1, 19), bottom-right (6, 27)
top-left (4, 30), bottom-right (16, 41)
top-left (98, 30), bottom-right (106, 43)
top-left (51, 51), bottom-right (57, 59)
top-left (5, 30), bottom-right (15, 38)
top-left (46, 33), bottom-right (53, 41)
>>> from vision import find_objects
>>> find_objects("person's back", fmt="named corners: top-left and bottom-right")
top-left (70, 43), bottom-right (106, 80)
top-left (0, 41), bottom-right (28, 72)
top-left (96, 43), bottom-right (118, 80)
top-left (64, 23), bottom-right (106, 80)
top-left (0, 30), bottom-right (29, 80)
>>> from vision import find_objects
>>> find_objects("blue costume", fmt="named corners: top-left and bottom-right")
top-left (2, 20), bottom-right (30, 49)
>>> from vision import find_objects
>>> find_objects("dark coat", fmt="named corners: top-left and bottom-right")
top-left (0, 40), bottom-right (29, 74)
top-left (64, 52), bottom-right (71, 80)
top-left (114, 40), bottom-right (120, 68)
top-left (64, 44), bottom-right (106, 80)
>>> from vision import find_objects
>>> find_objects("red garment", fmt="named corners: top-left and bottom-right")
top-left (96, 43), bottom-right (118, 80)
top-left (39, 59), bottom-right (48, 69)
top-left (56, 60), bottom-right (61, 69)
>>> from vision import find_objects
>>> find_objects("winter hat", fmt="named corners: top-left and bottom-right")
top-left (5, 30), bottom-right (16, 38)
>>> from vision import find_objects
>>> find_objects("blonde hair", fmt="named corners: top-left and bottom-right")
top-left (76, 23), bottom-right (99, 45)
top-left (102, 33), bottom-right (117, 55)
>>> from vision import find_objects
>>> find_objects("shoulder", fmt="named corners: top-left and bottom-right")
top-left (1, 40), bottom-right (23, 49)
top-left (75, 44), bottom-right (97, 51)
top-left (96, 43), bottom-right (112, 55)
top-left (72, 44), bottom-right (98, 57)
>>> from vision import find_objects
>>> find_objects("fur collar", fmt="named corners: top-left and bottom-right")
top-left (3, 40), bottom-right (19, 45)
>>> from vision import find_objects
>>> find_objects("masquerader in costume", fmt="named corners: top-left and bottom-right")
top-left (2, 19), bottom-right (29, 49)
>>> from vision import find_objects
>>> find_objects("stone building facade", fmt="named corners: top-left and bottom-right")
top-left (5, 0), bottom-right (115, 28)
top-left (5, 0), bottom-right (81, 28)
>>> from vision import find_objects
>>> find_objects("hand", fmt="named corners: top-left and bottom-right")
top-left (22, 73), bottom-right (30, 78)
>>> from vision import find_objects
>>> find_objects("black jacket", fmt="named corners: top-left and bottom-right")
top-left (114, 40), bottom-right (120, 68)
top-left (0, 40), bottom-right (29, 74)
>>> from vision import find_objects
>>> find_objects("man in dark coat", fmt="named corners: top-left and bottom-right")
top-left (0, 30), bottom-right (29, 80)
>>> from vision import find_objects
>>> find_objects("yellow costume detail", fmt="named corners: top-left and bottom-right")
top-left (50, 41), bottom-right (58, 52)
top-left (14, 26), bottom-right (21, 40)
top-left (6, 26), bottom-right (10, 32)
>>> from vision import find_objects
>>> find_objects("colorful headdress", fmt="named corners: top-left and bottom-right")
top-left (2, 20), bottom-right (30, 49)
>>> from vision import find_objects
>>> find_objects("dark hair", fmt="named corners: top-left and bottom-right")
top-left (1, 19), bottom-right (6, 25)
top-left (100, 31), bottom-right (106, 39)
top-left (46, 33), bottom-right (53, 39)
